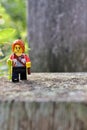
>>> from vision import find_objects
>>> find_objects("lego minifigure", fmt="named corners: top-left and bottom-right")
top-left (7, 39), bottom-right (31, 82)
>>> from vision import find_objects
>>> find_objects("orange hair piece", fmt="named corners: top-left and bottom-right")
top-left (12, 39), bottom-right (25, 53)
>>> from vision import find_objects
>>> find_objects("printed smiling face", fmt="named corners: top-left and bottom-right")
top-left (12, 39), bottom-right (25, 56)
top-left (14, 44), bottom-right (23, 56)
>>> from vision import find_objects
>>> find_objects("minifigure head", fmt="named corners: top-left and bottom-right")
top-left (12, 39), bottom-right (25, 56)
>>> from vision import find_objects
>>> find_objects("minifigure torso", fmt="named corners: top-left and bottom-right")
top-left (10, 53), bottom-right (30, 67)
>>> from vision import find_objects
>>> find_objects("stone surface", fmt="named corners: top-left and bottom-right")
top-left (0, 73), bottom-right (87, 130)
top-left (1, 73), bottom-right (87, 102)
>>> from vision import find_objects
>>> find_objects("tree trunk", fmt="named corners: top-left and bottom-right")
top-left (27, 0), bottom-right (87, 72)
top-left (0, 73), bottom-right (87, 130)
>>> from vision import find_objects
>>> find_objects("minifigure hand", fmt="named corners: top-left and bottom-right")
top-left (7, 59), bottom-right (12, 66)
top-left (26, 62), bottom-right (31, 68)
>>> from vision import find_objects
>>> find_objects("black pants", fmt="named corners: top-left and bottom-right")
top-left (12, 67), bottom-right (27, 82)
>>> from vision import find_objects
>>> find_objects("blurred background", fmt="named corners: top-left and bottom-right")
top-left (1, 0), bottom-right (87, 75)
top-left (28, 0), bottom-right (87, 72)
top-left (0, 0), bottom-right (28, 75)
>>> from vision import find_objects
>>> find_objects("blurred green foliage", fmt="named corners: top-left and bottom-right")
top-left (0, 0), bottom-right (28, 76)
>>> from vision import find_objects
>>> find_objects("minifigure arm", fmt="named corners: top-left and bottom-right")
top-left (24, 54), bottom-right (31, 74)
top-left (26, 62), bottom-right (31, 74)
top-left (24, 54), bottom-right (31, 68)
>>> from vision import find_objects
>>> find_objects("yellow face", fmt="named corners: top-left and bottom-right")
top-left (14, 45), bottom-right (23, 56)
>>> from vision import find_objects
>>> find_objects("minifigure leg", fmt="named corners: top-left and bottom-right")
top-left (20, 68), bottom-right (27, 80)
top-left (12, 73), bottom-right (19, 82)
top-left (12, 68), bottom-right (19, 82)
